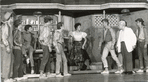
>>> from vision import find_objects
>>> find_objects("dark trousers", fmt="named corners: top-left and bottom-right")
top-left (137, 41), bottom-right (148, 69)
top-left (39, 45), bottom-right (51, 72)
top-left (121, 42), bottom-right (133, 72)
top-left (13, 48), bottom-right (23, 78)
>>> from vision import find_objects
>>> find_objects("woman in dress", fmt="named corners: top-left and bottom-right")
top-left (70, 23), bottom-right (87, 70)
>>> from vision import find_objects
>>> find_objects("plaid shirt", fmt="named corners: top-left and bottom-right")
top-left (39, 23), bottom-right (53, 46)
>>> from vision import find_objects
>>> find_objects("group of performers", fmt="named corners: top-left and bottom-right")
top-left (100, 18), bottom-right (148, 74)
top-left (1, 12), bottom-right (90, 82)
top-left (1, 11), bottom-right (148, 82)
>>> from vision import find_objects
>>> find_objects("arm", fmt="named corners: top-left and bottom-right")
top-left (98, 31), bottom-right (103, 48)
top-left (144, 28), bottom-right (148, 48)
top-left (82, 37), bottom-right (87, 49)
top-left (2, 24), bottom-right (9, 47)
top-left (110, 28), bottom-right (116, 46)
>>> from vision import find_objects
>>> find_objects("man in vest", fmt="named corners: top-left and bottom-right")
top-left (99, 19), bottom-right (123, 74)
top-left (135, 18), bottom-right (148, 73)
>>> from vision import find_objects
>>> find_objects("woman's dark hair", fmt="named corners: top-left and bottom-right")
top-left (74, 23), bottom-right (81, 30)
top-left (57, 22), bottom-right (63, 29)
top-left (24, 25), bottom-right (32, 31)
top-left (44, 16), bottom-right (53, 23)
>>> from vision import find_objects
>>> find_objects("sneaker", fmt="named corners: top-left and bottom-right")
top-left (31, 70), bottom-right (34, 74)
top-left (56, 74), bottom-right (63, 77)
top-left (64, 73), bottom-right (71, 76)
top-left (101, 70), bottom-right (109, 74)
top-left (39, 73), bottom-right (46, 78)
top-left (14, 77), bottom-right (23, 81)
top-left (47, 74), bottom-right (55, 77)
top-left (146, 69), bottom-right (148, 72)
top-left (115, 70), bottom-right (121, 74)
top-left (136, 69), bottom-right (144, 73)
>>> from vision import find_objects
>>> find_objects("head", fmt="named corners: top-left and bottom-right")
top-left (14, 19), bottom-right (22, 27)
top-left (74, 23), bottom-right (81, 31)
top-left (118, 20), bottom-right (127, 30)
top-left (24, 25), bottom-right (32, 32)
top-left (57, 22), bottom-right (63, 29)
top-left (44, 16), bottom-right (53, 23)
top-left (101, 19), bottom-right (109, 28)
top-left (135, 18), bottom-right (144, 27)
top-left (4, 12), bottom-right (14, 22)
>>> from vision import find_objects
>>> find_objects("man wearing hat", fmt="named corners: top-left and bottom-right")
top-left (1, 12), bottom-right (14, 82)
top-left (39, 16), bottom-right (55, 77)
top-left (135, 18), bottom-right (148, 73)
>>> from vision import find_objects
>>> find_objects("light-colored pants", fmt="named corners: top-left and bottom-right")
top-left (1, 47), bottom-right (13, 79)
top-left (101, 42), bottom-right (122, 68)
top-left (56, 43), bottom-right (68, 74)
top-left (22, 45), bottom-right (34, 67)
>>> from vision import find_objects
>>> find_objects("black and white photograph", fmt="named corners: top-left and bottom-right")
top-left (1, 0), bottom-right (148, 82)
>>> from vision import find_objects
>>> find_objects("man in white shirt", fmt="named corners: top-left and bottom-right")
top-left (116, 20), bottom-right (137, 74)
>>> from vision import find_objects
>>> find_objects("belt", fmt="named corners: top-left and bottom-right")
top-left (138, 39), bottom-right (145, 42)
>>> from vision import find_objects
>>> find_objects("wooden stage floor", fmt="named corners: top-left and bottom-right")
top-left (17, 73), bottom-right (148, 82)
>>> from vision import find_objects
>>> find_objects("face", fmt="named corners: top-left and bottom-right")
top-left (102, 21), bottom-right (107, 28)
top-left (136, 21), bottom-right (141, 26)
top-left (28, 27), bottom-right (32, 32)
top-left (77, 25), bottom-right (81, 31)
top-left (118, 21), bottom-right (125, 30)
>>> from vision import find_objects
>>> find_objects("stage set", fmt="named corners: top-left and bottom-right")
top-left (1, 0), bottom-right (148, 82)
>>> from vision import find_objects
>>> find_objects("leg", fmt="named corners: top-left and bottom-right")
top-left (39, 45), bottom-right (50, 73)
top-left (121, 42), bottom-right (133, 72)
top-left (110, 50), bottom-right (122, 67)
top-left (28, 46), bottom-right (34, 74)
top-left (118, 53), bottom-right (123, 66)
top-left (143, 45), bottom-right (148, 69)
top-left (13, 49), bottom-right (22, 78)
top-left (2, 47), bottom-right (12, 79)
top-left (101, 45), bottom-right (109, 68)
top-left (137, 42), bottom-right (144, 69)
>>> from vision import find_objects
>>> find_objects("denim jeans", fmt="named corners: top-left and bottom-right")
top-left (137, 41), bottom-right (148, 69)
top-left (13, 48), bottom-right (23, 78)
top-left (39, 45), bottom-right (51, 72)
top-left (101, 42), bottom-right (122, 68)
top-left (56, 43), bottom-right (68, 74)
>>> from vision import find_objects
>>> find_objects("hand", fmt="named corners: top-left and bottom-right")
top-left (56, 48), bottom-right (60, 54)
top-left (6, 46), bottom-right (10, 53)
top-left (26, 58), bottom-right (30, 64)
top-left (40, 40), bottom-right (44, 43)
top-left (115, 46), bottom-right (118, 52)
top-left (144, 44), bottom-right (147, 48)
top-left (132, 45), bottom-right (136, 49)
top-left (48, 46), bottom-right (52, 52)
top-left (111, 45), bottom-right (114, 50)
top-left (82, 45), bottom-right (85, 49)
top-left (19, 44), bottom-right (22, 47)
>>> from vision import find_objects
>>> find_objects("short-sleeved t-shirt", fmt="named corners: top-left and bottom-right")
top-left (71, 31), bottom-right (87, 41)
